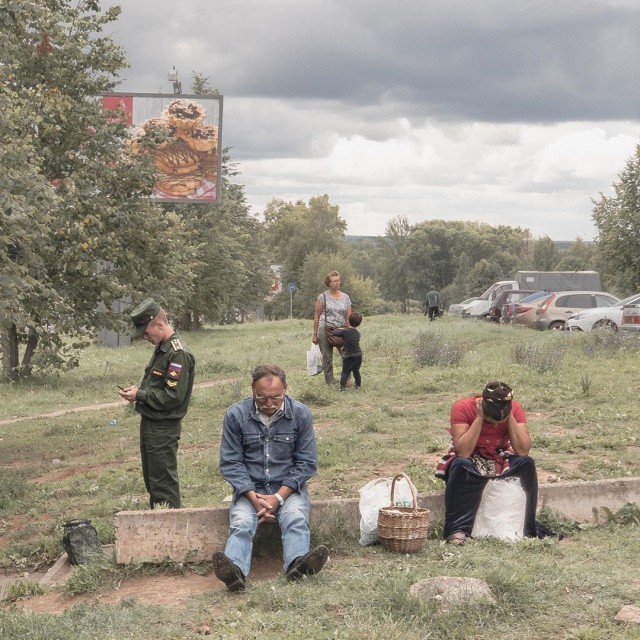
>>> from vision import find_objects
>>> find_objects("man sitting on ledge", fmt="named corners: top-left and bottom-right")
top-left (213, 365), bottom-right (328, 591)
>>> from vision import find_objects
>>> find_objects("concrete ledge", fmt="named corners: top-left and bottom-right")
top-left (114, 477), bottom-right (640, 564)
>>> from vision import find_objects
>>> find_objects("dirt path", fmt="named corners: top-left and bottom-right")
top-left (0, 378), bottom-right (238, 426)
top-left (5, 555), bottom-right (284, 615)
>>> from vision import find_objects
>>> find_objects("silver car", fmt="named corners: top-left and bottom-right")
top-left (566, 293), bottom-right (640, 332)
top-left (534, 291), bottom-right (620, 331)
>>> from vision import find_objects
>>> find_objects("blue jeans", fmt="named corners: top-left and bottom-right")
top-left (223, 489), bottom-right (311, 578)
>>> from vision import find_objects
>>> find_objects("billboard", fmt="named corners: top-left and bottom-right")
top-left (102, 93), bottom-right (223, 203)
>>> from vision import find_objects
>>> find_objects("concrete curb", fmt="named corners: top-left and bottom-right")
top-left (114, 477), bottom-right (640, 564)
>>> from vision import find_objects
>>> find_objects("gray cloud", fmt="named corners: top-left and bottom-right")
top-left (100, 0), bottom-right (640, 239)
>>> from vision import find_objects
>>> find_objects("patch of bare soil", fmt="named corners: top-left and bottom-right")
top-left (7, 556), bottom-right (283, 615)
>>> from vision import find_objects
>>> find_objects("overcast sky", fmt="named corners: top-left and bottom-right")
top-left (100, 0), bottom-right (640, 239)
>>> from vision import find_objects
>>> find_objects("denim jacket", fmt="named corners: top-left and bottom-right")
top-left (219, 395), bottom-right (318, 500)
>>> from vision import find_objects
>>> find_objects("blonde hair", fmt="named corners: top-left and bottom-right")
top-left (324, 271), bottom-right (340, 287)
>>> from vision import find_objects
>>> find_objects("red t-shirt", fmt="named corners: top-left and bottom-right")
top-left (435, 395), bottom-right (526, 477)
top-left (449, 395), bottom-right (526, 450)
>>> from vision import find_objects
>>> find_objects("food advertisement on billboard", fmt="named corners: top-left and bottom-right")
top-left (102, 93), bottom-right (223, 203)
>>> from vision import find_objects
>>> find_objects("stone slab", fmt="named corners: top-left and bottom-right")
top-left (114, 477), bottom-right (640, 564)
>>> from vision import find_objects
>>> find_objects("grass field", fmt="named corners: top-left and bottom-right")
top-left (1, 314), bottom-right (640, 638)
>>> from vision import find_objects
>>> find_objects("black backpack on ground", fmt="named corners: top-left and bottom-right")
top-left (62, 519), bottom-right (103, 565)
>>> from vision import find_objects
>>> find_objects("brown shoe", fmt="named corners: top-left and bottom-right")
top-left (286, 545), bottom-right (329, 581)
top-left (212, 552), bottom-right (246, 592)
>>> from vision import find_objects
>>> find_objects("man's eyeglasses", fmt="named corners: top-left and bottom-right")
top-left (254, 394), bottom-right (284, 403)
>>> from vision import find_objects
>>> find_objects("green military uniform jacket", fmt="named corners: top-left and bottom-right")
top-left (135, 333), bottom-right (195, 422)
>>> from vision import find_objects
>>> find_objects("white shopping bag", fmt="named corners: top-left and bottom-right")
top-left (471, 476), bottom-right (526, 540)
top-left (306, 343), bottom-right (323, 376)
top-left (358, 476), bottom-right (414, 546)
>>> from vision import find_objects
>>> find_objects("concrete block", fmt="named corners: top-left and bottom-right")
top-left (114, 477), bottom-right (640, 564)
top-left (538, 477), bottom-right (640, 522)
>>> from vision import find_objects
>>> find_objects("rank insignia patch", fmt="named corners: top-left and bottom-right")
top-left (166, 380), bottom-right (178, 388)
top-left (168, 362), bottom-right (182, 379)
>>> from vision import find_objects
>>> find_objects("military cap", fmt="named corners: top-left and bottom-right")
top-left (129, 297), bottom-right (162, 338)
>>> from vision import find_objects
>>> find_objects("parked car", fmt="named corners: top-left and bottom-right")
top-left (566, 293), bottom-right (640, 332)
top-left (620, 302), bottom-right (640, 333)
top-left (503, 291), bottom-right (550, 325)
top-left (516, 291), bottom-right (620, 330)
top-left (449, 297), bottom-right (480, 316)
top-left (487, 289), bottom-right (540, 323)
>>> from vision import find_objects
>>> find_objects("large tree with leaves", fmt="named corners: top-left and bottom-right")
top-left (263, 195), bottom-right (348, 285)
top-left (592, 143), bottom-right (640, 294)
top-left (0, 1), bottom-right (192, 379)
top-left (168, 73), bottom-right (272, 328)
top-left (171, 153), bottom-right (272, 327)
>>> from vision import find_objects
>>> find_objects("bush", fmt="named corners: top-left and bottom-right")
top-left (512, 341), bottom-right (565, 374)
top-left (412, 331), bottom-right (464, 367)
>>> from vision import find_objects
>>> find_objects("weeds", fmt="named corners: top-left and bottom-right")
top-left (512, 340), bottom-right (565, 373)
top-left (412, 331), bottom-right (464, 367)
top-left (1, 578), bottom-right (46, 603)
top-left (0, 469), bottom-right (30, 511)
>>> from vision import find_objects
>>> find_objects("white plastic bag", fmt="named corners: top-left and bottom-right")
top-left (471, 476), bottom-right (526, 540)
top-left (358, 476), bottom-right (414, 546)
top-left (306, 344), bottom-right (323, 376)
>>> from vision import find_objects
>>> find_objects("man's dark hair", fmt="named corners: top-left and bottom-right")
top-left (348, 311), bottom-right (363, 327)
top-left (251, 365), bottom-right (287, 386)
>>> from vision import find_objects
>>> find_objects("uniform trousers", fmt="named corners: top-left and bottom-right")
top-left (140, 418), bottom-right (182, 508)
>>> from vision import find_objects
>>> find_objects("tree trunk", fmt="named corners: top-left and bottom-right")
top-left (20, 328), bottom-right (38, 378)
top-left (1, 324), bottom-right (20, 381)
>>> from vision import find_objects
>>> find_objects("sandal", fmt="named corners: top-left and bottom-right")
top-left (445, 532), bottom-right (469, 546)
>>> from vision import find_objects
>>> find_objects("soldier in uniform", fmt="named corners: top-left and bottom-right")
top-left (118, 298), bottom-right (195, 508)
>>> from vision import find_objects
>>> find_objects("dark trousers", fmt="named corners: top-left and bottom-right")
top-left (340, 355), bottom-right (362, 388)
top-left (443, 455), bottom-right (538, 539)
top-left (140, 419), bottom-right (182, 508)
top-left (428, 306), bottom-right (439, 320)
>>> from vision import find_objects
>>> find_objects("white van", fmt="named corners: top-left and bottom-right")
top-left (461, 281), bottom-right (518, 318)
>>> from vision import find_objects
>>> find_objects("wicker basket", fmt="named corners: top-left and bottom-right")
top-left (377, 473), bottom-right (430, 553)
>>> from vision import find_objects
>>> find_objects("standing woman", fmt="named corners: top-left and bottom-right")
top-left (312, 271), bottom-right (352, 384)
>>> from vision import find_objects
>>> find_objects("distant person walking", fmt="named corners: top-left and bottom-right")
top-left (118, 297), bottom-right (195, 509)
top-left (425, 286), bottom-right (441, 321)
top-left (312, 271), bottom-right (351, 384)
top-left (331, 311), bottom-right (363, 392)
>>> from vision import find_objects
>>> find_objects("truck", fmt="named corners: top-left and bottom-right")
top-left (460, 271), bottom-right (601, 319)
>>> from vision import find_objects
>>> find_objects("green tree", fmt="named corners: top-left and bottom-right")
top-left (170, 73), bottom-right (271, 328)
top-left (377, 216), bottom-right (412, 312)
top-left (0, 0), bottom-right (191, 379)
top-left (532, 236), bottom-right (559, 270)
top-left (592, 144), bottom-right (640, 293)
top-left (172, 154), bottom-right (272, 327)
top-left (401, 219), bottom-right (529, 301)
top-left (554, 238), bottom-right (596, 272)
top-left (466, 259), bottom-right (505, 296)
top-left (263, 195), bottom-right (348, 284)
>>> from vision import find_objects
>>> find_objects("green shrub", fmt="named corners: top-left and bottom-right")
top-left (512, 341), bottom-right (565, 373)
top-left (412, 330), bottom-right (464, 367)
